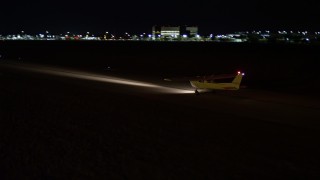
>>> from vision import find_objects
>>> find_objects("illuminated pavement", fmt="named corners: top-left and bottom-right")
top-left (0, 63), bottom-right (194, 94)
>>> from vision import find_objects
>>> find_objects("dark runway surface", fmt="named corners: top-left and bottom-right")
top-left (1, 62), bottom-right (320, 179)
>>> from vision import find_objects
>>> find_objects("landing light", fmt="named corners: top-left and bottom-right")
top-left (13, 65), bottom-right (193, 94)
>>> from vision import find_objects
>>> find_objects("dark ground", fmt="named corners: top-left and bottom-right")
top-left (0, 41), bottom-right (320, 179)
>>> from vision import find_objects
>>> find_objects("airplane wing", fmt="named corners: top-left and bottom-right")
top-left (164, 73), bottom-right (236, 82)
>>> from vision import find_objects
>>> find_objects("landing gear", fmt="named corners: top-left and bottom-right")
top-left (195, 89), bottom-right (200, 95)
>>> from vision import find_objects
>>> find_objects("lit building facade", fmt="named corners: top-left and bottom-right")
top-left (160, 26), bottom-right (180, 37)
top-left (185, 26), bottom-right (198, 37)
top-left (152, 26), bottom-right (180, 38)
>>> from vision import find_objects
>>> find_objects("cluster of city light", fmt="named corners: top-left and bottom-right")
top-left (213, 30), bottom-right (320, 43)
top-left (0, 30), bottom-right (319, 43)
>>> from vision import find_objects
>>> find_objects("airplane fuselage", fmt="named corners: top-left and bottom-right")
top-left (190, 72), bottom-right (244, 91)
top-left (190, 81), bottom-right (239, 90)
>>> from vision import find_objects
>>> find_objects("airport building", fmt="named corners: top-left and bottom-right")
top-left (181, 26), bottom-right (199, 37)
top-left (152, 25), bottom-right (199, 38)
top-left (152, 26), bottom-right (180, 38)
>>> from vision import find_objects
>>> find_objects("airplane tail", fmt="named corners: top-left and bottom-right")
top-left (232, 72), bottom-right (244, 87)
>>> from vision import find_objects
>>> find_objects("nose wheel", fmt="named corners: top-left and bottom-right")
top-left (195, 89), bottom-right (200, 95)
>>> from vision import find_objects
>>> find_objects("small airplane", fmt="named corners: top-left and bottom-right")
top-left (190, 71), bottom-right (245, 94)
top-left (164, 71), bottom-right (245, 94)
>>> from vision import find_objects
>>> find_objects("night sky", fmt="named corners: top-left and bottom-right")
top-left (1, 0), bottom-right (319, 35)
